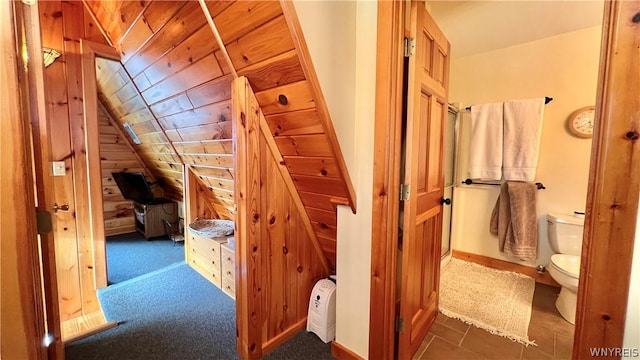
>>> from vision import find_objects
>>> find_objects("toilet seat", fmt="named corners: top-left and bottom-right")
top-left (550, 254), bottom-right (580, 278)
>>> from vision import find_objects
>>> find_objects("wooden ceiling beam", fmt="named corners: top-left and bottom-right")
top-left (81, 0), bottom-right (114, 48)
top-left (199, 0), bottom-right (238, 79)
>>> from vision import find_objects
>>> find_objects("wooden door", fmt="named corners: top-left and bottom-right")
top-left (1, 1), bottom-right (48, 358)
top-left (397, 2), bottom-right (450, 359)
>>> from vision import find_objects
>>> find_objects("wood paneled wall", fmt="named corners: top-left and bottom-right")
top-left (39, 0), bottom-right (108, 323)
top-left (91, 1), bottom-right (236, 219)
top-left (184, 165), bottom-right (220, 224)
top-left (97, 102), bottom-right (153, 235)
top-left (84, 0), bottom-right (358, 268)
top-left (234, 76), bottom-right (329, 359)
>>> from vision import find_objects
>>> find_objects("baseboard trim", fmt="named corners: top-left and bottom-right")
top-left (261, 317), bottom-right (307, 355)
top-left (62, 310), bottom-right (118, 345)
top-left (331, 341), bottom-right (365, 360)
top-left (452, 250), bottom-right (560, 287)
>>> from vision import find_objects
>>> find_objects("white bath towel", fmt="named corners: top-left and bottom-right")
top-left (469, 102), bottom-right (503, 180)
top-left (503, 98), bottom-right (545, 181)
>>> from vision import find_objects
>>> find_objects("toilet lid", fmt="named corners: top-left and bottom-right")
top-left (550, 254), bottom-right (580, 278)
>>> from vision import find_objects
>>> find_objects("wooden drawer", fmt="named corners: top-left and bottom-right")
top-left (221, 275), bottom-right (235, 299)
top-left (220, 243), bottom-right (235, 281)
top-left (220, 243), bottom-right (235, 299)
top-left (189, 232), bottom-right (221, 256)
top-left (189, 232), bottom-right (226, 266)
top-left (189, 252), bottom-right (222, 287)
top-left (189, 248), bottom-right (218, 273)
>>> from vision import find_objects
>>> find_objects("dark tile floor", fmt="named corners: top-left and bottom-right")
top-left (414, 283), bottom-right (575, 360)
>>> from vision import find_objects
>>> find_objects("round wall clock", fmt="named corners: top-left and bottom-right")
top-left (567, 106), bottom-right (595, 139)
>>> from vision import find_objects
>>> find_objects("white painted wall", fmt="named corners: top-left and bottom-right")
top-left (428, 1), bottom-right (603, 59)
top-left (294, 1), bottom-right (377, 358)
top-left (292, 0), bottom-right (357, 172)
top-left (449, 26), bottom-right (602, 268)
top-left (623, 199), bottom-right (640, 358)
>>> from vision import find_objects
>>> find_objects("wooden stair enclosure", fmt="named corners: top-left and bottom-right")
top-left (84, 0), bottom-right (356, 268)
top-left (234, 76), bottom-right (330, 358)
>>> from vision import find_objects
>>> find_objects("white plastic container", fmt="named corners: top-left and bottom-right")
top-left (306, 279), bottom-right (336, 343)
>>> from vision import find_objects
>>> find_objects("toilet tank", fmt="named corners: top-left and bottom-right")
top-left (547, 212), bottom-right (584, 256)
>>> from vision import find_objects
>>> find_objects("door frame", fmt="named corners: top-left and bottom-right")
top-left (79, 39), bottom-right (120, 289)
top-left (369, 1), bottom-right (638, 358)
top-left (441, 105), bottom-right (460, 259)
top-left (368, 0), bottom-right (405, 358)
top-left (1, 1), bottom-right (48, 358)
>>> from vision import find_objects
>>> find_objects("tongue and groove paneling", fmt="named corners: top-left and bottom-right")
top-left (95, 57), bottom-right (185, 200)
top-left (85, 0), bottom-right (357, 267)
top-left (89, 1), bottom-right (237, 220)
top-left (97, 103), bottom-right (156, 236)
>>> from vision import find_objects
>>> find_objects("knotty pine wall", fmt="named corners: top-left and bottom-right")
top-left (97, 103), bottom-right (155, 236)
top-left (259, 134), bottom-right (329, 348)
top-left (91, 1), bottom-right (235, 219)
top-left (84, 0), bottom-right (358, 268)
top-left (38, 0), bottom-right (109, 322)
top-left (233, 77), bottom-right (330, 358)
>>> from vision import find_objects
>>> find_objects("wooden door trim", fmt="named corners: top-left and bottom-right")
top-left (79, 39), bottom-right (119, 289)
top-left (19, 0), bottom-right (63, 357)
top-left (573, 1), bottom-right (639, 356)
top-left (368, 1), bottom-right (405, 359)
top-left (1, 1), bottom-right (47, 358)
top-left (233, 76), bottom-right (264, 360)
top-left (369, 1), bottom-right (637, 359)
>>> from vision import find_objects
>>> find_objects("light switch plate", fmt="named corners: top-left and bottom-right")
top-left (52, 161), bottom-right (66, 176)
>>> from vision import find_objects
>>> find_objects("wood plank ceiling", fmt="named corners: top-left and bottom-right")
top-left (85, 0), bottom-right (355, 269)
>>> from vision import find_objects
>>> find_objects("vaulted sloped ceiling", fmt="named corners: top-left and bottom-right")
top-left (85, 0), bottom-right (356, 268)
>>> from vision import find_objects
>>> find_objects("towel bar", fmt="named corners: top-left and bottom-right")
top-left (462, 178), bottom-right (546, 190)
top-left (465, 97), bottom-right (553, 111)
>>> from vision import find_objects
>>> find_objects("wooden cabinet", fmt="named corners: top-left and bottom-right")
top-left (134, 200), bottom-right (178, 239)
top-left (220, 243), bottom-right (235, 299)
top-left (187, 230), bottom-right (235, 299)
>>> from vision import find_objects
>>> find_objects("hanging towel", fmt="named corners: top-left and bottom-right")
top-left (503, 98), bottom-right (545, 181)
top-left (490, 182), bottom-right (538, 261)
top-left (468, 102), bottom-right (503, 180)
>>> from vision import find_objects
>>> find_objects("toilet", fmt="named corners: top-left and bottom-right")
top-left (546, 212), bottom-right (584, 325)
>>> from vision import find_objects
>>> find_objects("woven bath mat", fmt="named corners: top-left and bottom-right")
top-left (439, 258), bottom-right (536, 345)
